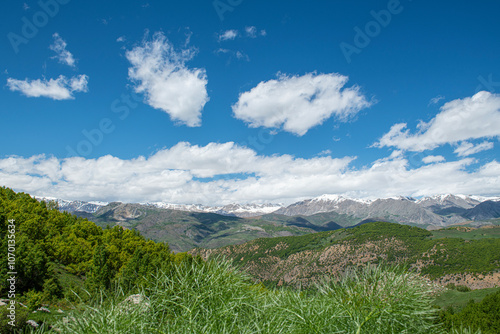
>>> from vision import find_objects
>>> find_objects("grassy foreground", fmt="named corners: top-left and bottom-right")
top-left (15, 260), bottom-right (448, 334)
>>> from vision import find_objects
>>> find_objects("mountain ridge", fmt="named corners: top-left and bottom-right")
top-left (38, 193), bottom-right (500, 218)
top-left (37, 193), bottom-right (500, 252)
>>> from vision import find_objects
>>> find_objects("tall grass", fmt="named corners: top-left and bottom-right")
top-left (49, 260), bottom-right (443, 333)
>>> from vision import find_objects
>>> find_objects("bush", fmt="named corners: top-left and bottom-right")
top-left (456, 285), bottom-right (472, 292)
top-left (23, 290), bottom-right (44, 311)
top-left (316, 264), bottom-right (440, 333)
top-left (0, 304), bottom-right (30, 333)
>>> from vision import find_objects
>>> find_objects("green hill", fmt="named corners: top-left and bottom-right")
top-left (0, 186), bottom-right (193, 305)
top-left (191, 221), bottom-right (500, 289)
top-left (78, 203), bottom-right (351, 252)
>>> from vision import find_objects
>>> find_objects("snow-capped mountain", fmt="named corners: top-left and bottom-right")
top-left (275, 194), bottom-right (500, 227)
top-left (38, 193), bottom-right (500, 225)
top-left (145, 202), bottom-right (282, 217)
top-left (37, 197), bottom-right (108, 214)
top-left (38, 197), bottom-right (282, 218)
top-left (415, 194), bottom-right (481, 215)
top-left (275, 194), bottom-right (368, 216)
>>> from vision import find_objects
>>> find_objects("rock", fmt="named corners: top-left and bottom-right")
top-left (119, 294), bottom-right (150, 313)
top-left (37, 306), bottom-right (51, 313)
top-left (26, 320), bottom-right (39, 328)
top-left (62, 316), bottom-right (76, 324)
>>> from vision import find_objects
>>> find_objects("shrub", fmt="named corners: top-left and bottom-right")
top-left (0, 304), bottom-right (30, 333)
top-left (456, 285), bottom-right (472, 292)
top-left (23, 290), bottom-right (44, 311)
top-left (316, 264), bottom-right (441, 333)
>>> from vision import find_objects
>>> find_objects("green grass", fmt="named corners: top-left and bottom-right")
top-left (431, 226), bottom-right (500, 240)
top-left (434, 287), bottom-right (500, 310)
top-left (30, 261), bottom-right (442, 334)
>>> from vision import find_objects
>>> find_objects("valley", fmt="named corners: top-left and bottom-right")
top-left (47, 194), bottom-right (500, 252)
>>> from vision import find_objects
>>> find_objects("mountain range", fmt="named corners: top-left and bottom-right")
top-left (42, 193), bottom-right (500, 223)
top-left (38, 194), bottom-right (500, 252)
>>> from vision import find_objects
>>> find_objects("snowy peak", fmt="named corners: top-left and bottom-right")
top-left (37, 197), bottom-right (281, 218)
top-left (37, 197), bottom-right (108, 214)
top-left (416, 194), bottom-right (481, 214)
top-left (275, 194), bottom-right (368, 216)
top-left (276, 193), bottom-right (499, 227)
top-left (219, 203), bottom-right (283, 216)
top-left (311, 194), bottom-right (372, 205)
top-left (38, 193), bottom-right (500, 225)
top-left (144, 202), bottom-right (282, 217)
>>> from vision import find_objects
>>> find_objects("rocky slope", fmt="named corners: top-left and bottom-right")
top-left (462, 200), bottom-right (500, 220)
top-left (191, 222), bottom-right (500, 289)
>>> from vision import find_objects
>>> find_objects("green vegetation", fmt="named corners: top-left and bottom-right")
top-left (1, 188), bottom-right (497, 333)
top-left (0, 186), bottom-right (194, 307)
top-left (202, 221), bottom-right (500, 280)
top-left (86, 203), bottom-right (317, 252)
top-left (434, 287), bottom-right (500, 310)
top-left (47, 261), bottom-right (441, 333)
top-left (439, 290), bottom-right (500, 333)
top-left (431, 226), bottom-right (500, 240)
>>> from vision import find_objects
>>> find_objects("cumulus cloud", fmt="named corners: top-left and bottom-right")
top-left (422, 155), bottom-right (445, 164)
top-left (2, 142), bottom-right (499, 205)
top-left (49, 33), bottom-right (76, 67)
top-left (376, 91), bottom-right (500, 152)
top-left (232, 72), bottom-right (372, 136)
top-left (126, 32), bottom-right (209, 127)
top-left (6, 75), bottom-right (89, 100)
top-left (454, 141), bottom-right (494, 157)
top-left (219, 30), bottom-right (238, 41)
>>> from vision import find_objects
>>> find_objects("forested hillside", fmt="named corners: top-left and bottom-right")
top-left (0, 186), bottom-right (193, 305)
top-left (192, 222), bottom-right (500, 289)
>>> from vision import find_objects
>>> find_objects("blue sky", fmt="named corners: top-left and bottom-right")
top-left (1, 0), bottom-right (500, 205)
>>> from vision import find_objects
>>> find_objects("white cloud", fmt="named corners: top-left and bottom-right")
top-left (422, 155), bottom-right (445, 164)
top-left (49, 33), bottom-right (76, 67)
top-left (245, 26), bottom-right (257, 38)
top-left (376, 91), bottom-right (500, 151)
top-left (7, 75), bottom-right (89, 100)
top-left (126, 32), bottom-right (209, 127)
top-left (116, 36), bottom-right (126, 42)
top-left (428, 95), bottom-right (445, 106)
top-left (2, 142), bottom-right (499, 205)
top-left (232, 72), bottom-right (372, 136)
top-left (219, 28), bottom-right (266, 41)
top-left (235, 51), bottom-right (249, 61)
top-left (215, 48), bottom-right (249, 62)
top-left (454, 141), bottom-right (494, 157)
top-left (219, 30), bottom-right (239, 41)
top-left (316, 149), bottom-right (332, 156)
